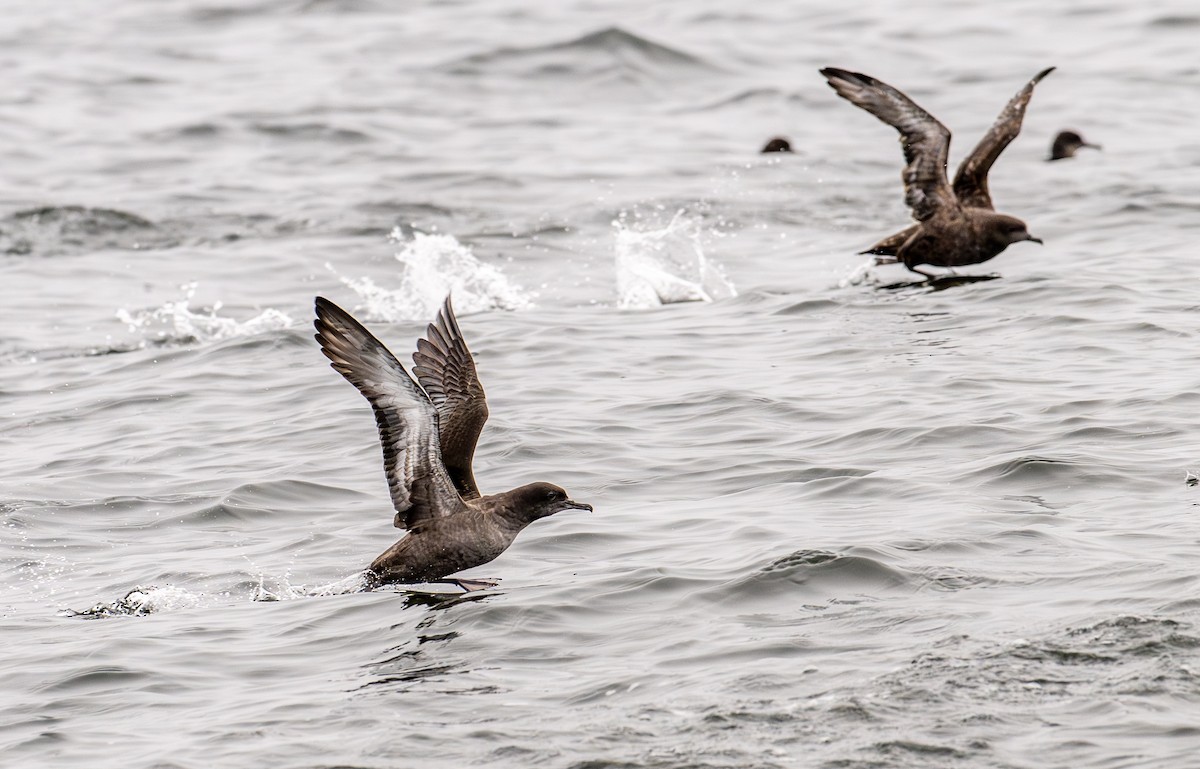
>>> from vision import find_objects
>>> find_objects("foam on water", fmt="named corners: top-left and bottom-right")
top-left (614, 209), bottom-right (736, 309)
top-left (838, 256), bottom-right (882, 288)
top-left (331, 229), bottom-right (533, 322)
top-left (251, 571), bottom-right (373, 601)
top-left (65, 585), bottom-right (203, 618)
top-left (63, 571), bottom-right (374, 619)
top-left (115, 282), bottom-right (293, 346)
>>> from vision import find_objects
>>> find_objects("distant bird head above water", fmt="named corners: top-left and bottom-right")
top-left (1050, 130), bottom-right (1101, 160)
top-left (760, 137), bottom-right (793, 153)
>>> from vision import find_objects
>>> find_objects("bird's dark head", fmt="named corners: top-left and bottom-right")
top-left (761, 137), bottom-right (793, 154)
top-left (511, 482), bottom-right (592, 523)
top-left (989, 214), bottom-right (1043, 249)
top-left (1050, 130), bottom-right (1101, 160)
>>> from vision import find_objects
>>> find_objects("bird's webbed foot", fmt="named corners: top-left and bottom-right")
top-left (448, 578), bottom-right (500, 592)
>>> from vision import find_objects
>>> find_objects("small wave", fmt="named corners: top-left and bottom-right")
top-left (682, 87), bottom-right (806, 113)
top-left (1149, 14), bottom-right (1200, 28)
top-left (192, 0), bottom-right (380, 21)
top-left (175, 122), bottom-right (223, 138)
top-left (892, 614), bottom-right (1200, 707)
top-left (0, 205), bottom-right (170, 256)
top-left (971, 453), bottom-right (1122, 492)
top-left (116, 281), bottom-right (293, 346)
top-left (249, 121), bottom-right (372, 144)
top-left (330, 228), bottom-right (532, 322)
top-left (440, 26), bottom-right (712, 80)
top-left (703, 548), bottom-right (916, 608)
top-left (614, 209), bottom-right (736, 309)
top-left (189, 2), bottom-right (279, 23)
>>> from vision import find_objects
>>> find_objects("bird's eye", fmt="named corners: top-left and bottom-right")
top-left (546, 489), bottom-right (562, 501)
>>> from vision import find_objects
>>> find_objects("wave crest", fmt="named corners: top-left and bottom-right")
top-left (441, 26), bottom-right (712, 82)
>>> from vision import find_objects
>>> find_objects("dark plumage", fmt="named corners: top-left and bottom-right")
top-left (1049, 130), bottom-right (1101, 161)
top-left (314, 296), bottom-right (591, 590)
top-left (761, 137), bottom-right (793, 153)
top-left (821, 67), bottom-right (1053, 278)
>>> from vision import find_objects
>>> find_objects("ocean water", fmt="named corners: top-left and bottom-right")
top-left (3, 1), bottom-right (1200, 767)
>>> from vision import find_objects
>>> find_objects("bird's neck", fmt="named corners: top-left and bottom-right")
top-left (482, 495), bottom-right (533, 533)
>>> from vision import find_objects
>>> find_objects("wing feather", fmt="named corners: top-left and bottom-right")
top-left (821, 67), bottom-right (956, 222)
top-left (314, 297), bottom-right (466, 529)
top-left (411, 296), bottom-right (489, 500)
top-left (953, 67), bottom-right (1055, 210)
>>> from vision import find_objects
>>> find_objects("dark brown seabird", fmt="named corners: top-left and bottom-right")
top-left (1049, 130), bottom-right (1101, 161)
top-left (820, 67), bottom-right (1054, 278)
top-left (314, 296), bottom-right (592, 592)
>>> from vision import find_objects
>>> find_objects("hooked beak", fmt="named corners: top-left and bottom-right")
top-left (1083, 142), bottom-right (1103, 151)
top-left (1026, 234), bottom-right (1043, 245)
top-left (563, 499), bottom-right (593, 512)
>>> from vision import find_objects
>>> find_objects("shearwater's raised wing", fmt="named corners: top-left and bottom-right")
top-left (952, 67), bottom-right (1055, 210)
top-left (314, 297), bottom-right (466, 530)
top-left (821, 67), bottom-right (955, 222)
top-left (411, 296), bottom-right (488, 501)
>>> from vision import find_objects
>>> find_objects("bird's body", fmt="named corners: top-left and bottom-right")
top-left (864, 209), bottom-right (1040, 270)
top-left (367, 509), bottom-right (516, 585)
top-left (366, 485), bottom-right (571, 585)
top-left (313, 296), bottom-right (590, 590)
top-left (821, 67), bottom-right (1052, 278)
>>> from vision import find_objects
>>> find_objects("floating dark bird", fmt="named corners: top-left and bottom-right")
top-left (314, 296), bottom-right (591, 592)
top-left (1049, 130), bottom-right (1101, 161)
top-left (821, 67), bottom-right (1053, 278)
top-left (761, 136), bottom-right (793, 153)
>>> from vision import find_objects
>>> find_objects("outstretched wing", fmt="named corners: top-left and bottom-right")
top-left (821, 67), bottom-right (956, 222)
top-left (953, 67), bottom-right (1055, 210)
top-left (411, 296), bottom-right (489, 501)
top-left (314, 296), bottom-right (466, 529)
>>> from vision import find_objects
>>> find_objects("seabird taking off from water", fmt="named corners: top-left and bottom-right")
top-left (314, 296), bottom-right (592, 591)
top-left (820, 67), bottom-right (1053, 278)
top-left (1049, 130), bottom-right (1101, 161)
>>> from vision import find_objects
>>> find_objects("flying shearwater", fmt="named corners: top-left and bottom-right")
top-left (314, 296), bottom-right (592, 591)
top-left (1049, 130), bottom-right (1101, 161)
top-left (821, 67), bottom-right (1054, 278)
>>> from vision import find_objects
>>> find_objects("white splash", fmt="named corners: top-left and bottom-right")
top-left (838, 257), bottom-right (881, 288)
top-left (252, 571), bottom-right (371, 601)
top-left (331, 229), bottom-right (532, 322)
top-left (614, 209), bottom-right (736, 309)
top-left (116, 282), bottom-right (293, 344)
top-left (67, 584), bottom-right (203, 618)
top-left (67, 573), bottom-right (372, 618)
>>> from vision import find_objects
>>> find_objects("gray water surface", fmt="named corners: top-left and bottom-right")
top-left (3, 1), bottom-right (1200, 767)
